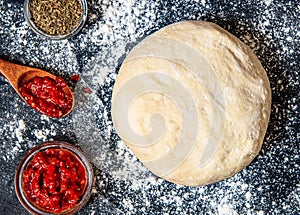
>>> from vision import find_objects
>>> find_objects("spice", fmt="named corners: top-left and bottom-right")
top-left (19, 76), bottom-right (73, 118)
top-left (29, 0), bottom-right (83, 36)
top-left (22, 148), bottom-right (87, 214)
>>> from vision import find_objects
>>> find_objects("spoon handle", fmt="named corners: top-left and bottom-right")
top-left (0, 59), bottom-right (31, 89)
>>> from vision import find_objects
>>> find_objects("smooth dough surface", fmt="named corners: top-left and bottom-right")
top-left (112, 21), bottom-right (271, 186)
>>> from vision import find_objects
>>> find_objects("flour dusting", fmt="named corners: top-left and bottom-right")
top-left (0, 0), bottom-right (298, 214)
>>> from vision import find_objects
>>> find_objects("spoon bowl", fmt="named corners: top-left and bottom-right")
top-left (0, 59), bottom-right (74, 117)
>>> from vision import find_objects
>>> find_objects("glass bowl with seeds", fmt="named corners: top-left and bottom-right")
top-left (24, 0), bottom-right (87, 40)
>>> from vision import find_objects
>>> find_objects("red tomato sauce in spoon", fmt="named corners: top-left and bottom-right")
top-left (19, 76), bottom-right (73, 118)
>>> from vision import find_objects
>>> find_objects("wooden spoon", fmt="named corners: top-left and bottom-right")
top-left (0, 59), bottom-right (74, 117)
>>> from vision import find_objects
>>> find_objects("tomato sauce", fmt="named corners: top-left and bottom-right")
top-left (70, 74), bottom-right (81, 82)
top-left (22, 148), bottom-right (87, 214)
top-left (19, 76), bottom-right (73, 118)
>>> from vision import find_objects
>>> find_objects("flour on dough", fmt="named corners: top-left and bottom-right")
top-left (112, 21), bottom-right (271, 186)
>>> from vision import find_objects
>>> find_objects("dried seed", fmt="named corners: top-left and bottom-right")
top-left (29, 0), bottom-right (83, 36)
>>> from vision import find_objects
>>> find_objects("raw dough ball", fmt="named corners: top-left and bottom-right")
top-left (112, 21), bottom-right (271, 186)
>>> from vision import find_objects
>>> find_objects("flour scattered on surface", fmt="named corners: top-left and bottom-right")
top-left (257, 211), bottom-right (264, 215)
top-left (34, 129), bottom-right (50, 140)
top-left (245, 191), bottom-right (251, 201)
top-left (218, 204), bottom-right (238, 215)
top-left (69, 0), bottom-right (300, 214)
top-left (15, 119), bottom-right (26, 142)
top-left (0, 0), bottom-right (298, 214)
top-left (15, 129), bottom-right (23, 142)
top-left (264, 0), bottom-right (272, 6)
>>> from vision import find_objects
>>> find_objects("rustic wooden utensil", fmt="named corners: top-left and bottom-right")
top-left (0, 59), bottom-right (74, 117)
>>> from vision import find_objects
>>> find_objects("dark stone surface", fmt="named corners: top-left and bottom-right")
top-left (0, 0), bottom-right (299, 214)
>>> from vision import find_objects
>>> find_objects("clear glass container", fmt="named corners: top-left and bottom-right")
top-left (15, 141), bottom-right (94, 215)
top-left (23, 0), bottom-right (88, 40)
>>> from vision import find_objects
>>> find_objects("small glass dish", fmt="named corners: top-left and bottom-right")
top-left (23, 0), bottom-right (88, 40)
top-left (15, 141), bottom-right (94, 215)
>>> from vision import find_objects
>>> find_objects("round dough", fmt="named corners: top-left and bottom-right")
top-left (111, 21), bottom-right (271, 186)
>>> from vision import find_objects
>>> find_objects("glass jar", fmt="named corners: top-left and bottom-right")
top-left (15, 141), bottom-right (94, 215)
top-left (23, 0), bottom-right (88, 40)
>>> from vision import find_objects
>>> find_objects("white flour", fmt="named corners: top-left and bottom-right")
top-left (0, 0), bottom-right (298, 214)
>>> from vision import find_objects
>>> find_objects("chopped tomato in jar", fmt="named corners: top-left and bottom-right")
top-left (22, 148), bottom-right (87, 214)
